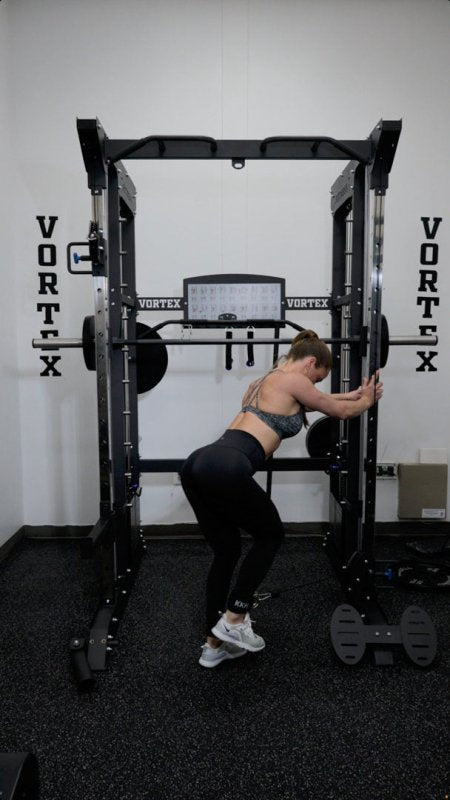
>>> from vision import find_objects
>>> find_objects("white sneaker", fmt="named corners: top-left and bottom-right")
top-left (198, 641), bottom-right (247, 668)
top-left (211, 613), bottom-right (265, 652)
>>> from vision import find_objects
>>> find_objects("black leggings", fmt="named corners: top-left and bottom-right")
top-left (180, 429), bottom-right (285, 635)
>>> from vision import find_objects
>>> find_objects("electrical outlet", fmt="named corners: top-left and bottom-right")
top-left (376, 463), bottom-right (397, 479)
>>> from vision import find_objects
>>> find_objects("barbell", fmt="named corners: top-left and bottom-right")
top-left (33, 314), bottom-right (438, 393)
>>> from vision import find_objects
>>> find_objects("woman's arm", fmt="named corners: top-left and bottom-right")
top-left (291, 374), bottom-right (383, 420)
top-left (330, 387), bottom-right (363, 401)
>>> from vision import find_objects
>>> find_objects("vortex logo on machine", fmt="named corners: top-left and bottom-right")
top-left (36, 215), bottom-right (61, 377)
top-left (417, 216), bottom-right (441, 372)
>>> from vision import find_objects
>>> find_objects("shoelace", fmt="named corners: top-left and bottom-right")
top-left (218, 612), bottom-right (261, 640)
top-left (243, 617), bottom-right (260, 640)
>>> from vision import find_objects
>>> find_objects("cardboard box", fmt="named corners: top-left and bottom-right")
top-left (398, 463), bottom-right (448, 520)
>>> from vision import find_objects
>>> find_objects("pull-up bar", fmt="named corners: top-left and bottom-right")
top-left (106, 135), bottom-right (372, 164)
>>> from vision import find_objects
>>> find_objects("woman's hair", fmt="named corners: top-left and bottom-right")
top-left (286, 329), bottom-right (332, 369)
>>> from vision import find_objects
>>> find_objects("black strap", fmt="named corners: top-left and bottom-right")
top-left (225, 330), bottom-right (233, 370)
top-left (266, 455), bottom-right (273, 498)
top-left (246, 329), bottom-right (255, 367)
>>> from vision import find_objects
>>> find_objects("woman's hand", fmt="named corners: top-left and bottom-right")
top-left (339, 373), bottom-right (383, 404)
top-left (360, 372), bottom-right (384, 406)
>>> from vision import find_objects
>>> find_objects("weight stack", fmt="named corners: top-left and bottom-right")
top-left (0, 753), bottom-right (39, 799)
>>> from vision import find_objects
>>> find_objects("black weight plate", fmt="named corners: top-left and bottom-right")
top-left (380, 314), bottom-right (389, 368)
top-left (305, 416), bottom-right (332, 458)
top-left (82, 315), bottom-right (96, 371)
top-left (400, 605), bottom-right (437, 667)
top-left (393, 560), bottom-right (450, 593)
top-left (136, 323), bottom-right (168, 394)
top-left (330, 604), bottom-right (366, 665)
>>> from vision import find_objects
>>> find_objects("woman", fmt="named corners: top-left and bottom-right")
top-left (180, 330), bottom-right (383, 668)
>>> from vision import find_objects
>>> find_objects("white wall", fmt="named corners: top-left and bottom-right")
top-left (0, 1), bottom-right (24, 546)
top-left (3, 0), bottom-right (449, 531)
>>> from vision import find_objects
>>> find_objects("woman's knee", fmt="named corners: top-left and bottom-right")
top-left (259, 523), bottom-right (285, 555)
top-left (208, 535), bottom-right (242, 565)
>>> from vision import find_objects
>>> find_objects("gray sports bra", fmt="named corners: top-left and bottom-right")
top-left (241, 368), bottom-right (305, 440)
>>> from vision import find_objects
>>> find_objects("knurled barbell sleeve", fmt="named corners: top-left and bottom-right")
top-left (32, 338), bottom-right (83, 349)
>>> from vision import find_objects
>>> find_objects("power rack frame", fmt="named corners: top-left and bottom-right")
top-left (34, 118), bottom-right (440, 685)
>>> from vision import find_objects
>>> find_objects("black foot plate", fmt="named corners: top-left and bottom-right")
top-left (330, 605), bottom-right (366, 665)
top-left (330, 604), bottom-right (438, 667)
top-left (400, 605), bottom-right (437, 667)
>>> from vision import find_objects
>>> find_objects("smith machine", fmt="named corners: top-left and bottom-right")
top-left (33, 118), bottom-right (439, 689)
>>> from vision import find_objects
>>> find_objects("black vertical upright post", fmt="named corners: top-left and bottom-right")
top-left (361, 119), bottom-right (402, 567)
top-left (106, 161), bottom-right (140, 580)
top-left (120, 197), bottom-right (139, 492)
top-left (361, 188), bottom-right (385, 561)
top-left (118, 171), bottom-right (141, 565)
top-left (107, 164), bottom-right (128, 510)
top-left (266, 324), bottom-right (280, 498)
top-left (326, 122), bottom-right (402, 649)
top-left (328, 160), bottom-right (368, 568)
top-left (329, 193), bottom-right (349, 560)
top-left (345, 163), bottom-right (366, 561)
top-left (73, 121), bottom-right (143, 678)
